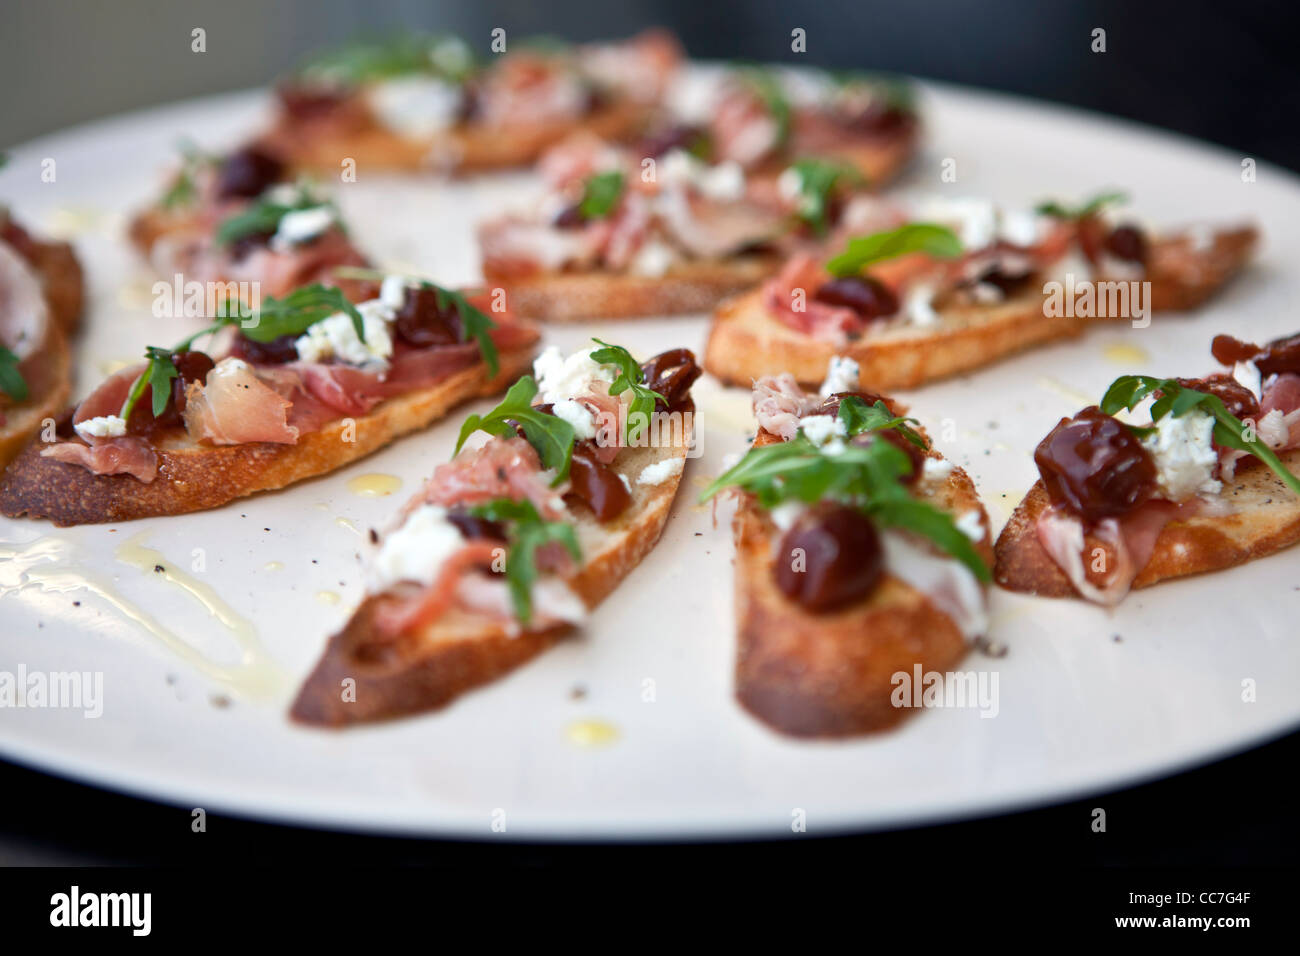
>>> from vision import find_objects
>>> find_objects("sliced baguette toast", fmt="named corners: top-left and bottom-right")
top-left (732, 431), bottom-right (993, 737)
top-left (487, 253), bottom-right (781, 322)
top-left (995, 447), bottom-right (1300, 597)
top-left (290, 439), bottom-right (688, 725)
top-left (0, 344), bottom-right (535, 526)
top-left (704, 285), bottom-right (1078, 390)
top-left (1094, 226), bottom-right (1258, 314)
top-left (263, 98), bottom-right (657, 175)
top-left (0, 326), bottom-right (71, 470)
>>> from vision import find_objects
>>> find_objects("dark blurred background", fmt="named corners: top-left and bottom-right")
top-left (2, 0), bottom-right (1298, 170)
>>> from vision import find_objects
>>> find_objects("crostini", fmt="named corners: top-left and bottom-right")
top-left (129, 146), bottom-right (376, 302)
top-left (1, 209), bottom-right (85, 468)
top-left (704, 192), bottom-right (1258, 391)
top-left (478, 130), bottom-right (871, 320)
top-left (706, 67), bottom-right (920, 186)
top-left (995, 331), bottom-right (1300, 603)
top-left (259, 30), bottom-right (681, 174)
top-left (700, 357), bottom-right (992, 737)
top-left (0, 276), bottom-right (538, 524)
top-left (291, 338), bottom-right (700, 725)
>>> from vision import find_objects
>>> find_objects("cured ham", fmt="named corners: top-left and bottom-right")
top-left (416, 436), bottom-right (567, 520)
top-left (182, 360), bottom-right (298, 445)
top-left (41, 436), bottom-right (158, 483)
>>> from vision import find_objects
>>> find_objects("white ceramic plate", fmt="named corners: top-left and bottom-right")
top-left (2, 73), bottom-right (1299, 840)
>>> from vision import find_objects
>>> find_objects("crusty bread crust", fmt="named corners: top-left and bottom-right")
top-left (0, 345), bottom-right (536, 526)
top-left (731, 433), bottom-right (992, 737)
top-left (290, 439), bottom-right (690, 725)
top-left (487, 254), bottom-right (781, 321)
top-left (994, 448), bottom-right (1300, 598)
top-left (264, 98), bottom-right (657, 174)
top-left (704, 285), bottom-right (1080, 390)
top-left (0, 328), bottom-right (71, 470)
top-left (22, 236), bottom-right (85, 336)
top-left (1092, 226), bottom-right (1258, 314)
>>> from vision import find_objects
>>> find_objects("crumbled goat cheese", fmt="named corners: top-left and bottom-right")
top-left (955, 509), bottom-right (985, 542)
top-left (367, 76), bottom-right (462, 140)
top-left (1140, 410), bottom-right (1222, 501)
top-left (819, 355), bottom-right (860, 396)
top-left (370, 504), bottom-right (466, 590)
top-left (769, 501), bottom-right (806, 531)
top-left (74, 415), bottom-right (128, 439)
top-left (379, 274), bottom-right (413, 311)
top-left (295, 299), bottom-right (395, 366)
top-left (922, 458), bottom-right (955, 481)
top-left (913, 196), bottom-right (998, 250)
top-left (637, 456), bottom-right (684, 486)
top-left (905, 283), bottom-right (940, 327)
top-left (533, 346), bottom-right (617, 404)
top-left (659, 149), bottom-right (746, 201)
top-left (999, 209), bottom-right (1046, 247)
top-left (552, 398), bottom-right (598, 439)
top-left (799, 413), bottom-right (848, 451)
top-left (629, 239), bottom-right (678, 278)
top-left (1233, 360), bottom-right (1263, 400)
top-left (270, 206), bottom-right (336, 252)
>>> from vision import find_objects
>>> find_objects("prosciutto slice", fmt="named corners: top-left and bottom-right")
top-left (416, 436), bottom-right (567, 520)
top-left (41, 436), bottom-right (158, 483)
top-left (183, 361), bottom-right (298, 445)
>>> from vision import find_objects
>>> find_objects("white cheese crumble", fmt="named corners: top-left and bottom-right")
top-left (270, 206), bottom-right (336, 252)
top-left (637, 456), bottom-right (684, 486)
top-left (904, 283), bottom-right (940, 327)
top-left (379, 274), bottom-right (413, 311)
top-left (798, 413), bottom-right (848, 451)
top-left (819, 355), bottom-right (860, 396)
top-left (74, 415), bottom-right (128, 440)
top-left (1232, 360), bottom-right (1263, 401)
top-left (629, 238), bottom-right (678, 277)
top-left (366, 76), bottom-right (462, 140)
top-left (954, 509), bottom-right (985, 542)
top-left (295, 299), bottom-right (395, 367)
top-left (999, 209), bottom-right (1046, 247)
top-left (913, 196), bottom-right (998, 250)
top-left (768, 501), bottom-right (806, 531)
top-left (209, 356), bottom-right (251, 379)
top-left (659, 149), bottom-right (746, 201)
top-left (1140, 410), bottom-right (1222, 501)
top-left (922, 457), bottom-right (955, 481)
top-left (370, 504), bottom-right (466, 591)
top-left (552, 398), bottom-right (598, 439)
top-left (533, 346), bottom-right (616, 405)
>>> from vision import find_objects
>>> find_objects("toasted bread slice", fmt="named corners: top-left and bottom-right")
top-left (0, 327), bottom-right (71, 470)
top-left (704, 285), bottom-right (1078, 390)
top-left (263, 98), bottom-right (657, 175)
top-left (290, 439), bottom-right (689, 725)
top-left (732, 435), bottom-right (992, 737)
top-left (0, 344), bottom-right (535, 526)
top-left (1092, 226), bottom-right (1258, 314)
top-left (995, 448), bottom-right (1300, 597)
top-left (19, 235), bottom-right (85, 336)
top-left (489, 253), bottom-right (781, 322)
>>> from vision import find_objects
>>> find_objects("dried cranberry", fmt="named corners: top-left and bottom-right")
top-left (230, 333), bottom-right (300, 365)
top-left (640, 348), bottom-right (702, 415)
top-left (1211, 332), bottom-right (1300, 378)
top-left (970, 259), bottom-right (1035, 298)
top-left (813, 276), bottom-right (899, 321)
top-left (812, 390), bottom-right (890, 419)
top-left (635, 124), bottom-right (710, 160)
top-left (215, 146), bottom-right (285, 200)
top-left (1105, 224), bottom-right (1148, 265)
top-left (1174, 375), bottom-right (1260, 422)
top-left (277, 83), bottom-right (347, 118)
top-left (566, 441), bottom-right (631, 522)
top-left (227, 229), bottom-right (274, 261)
top-left (551, 203), bottom-right (586, 230)
top-left (392, 286), bottom-right (461, 348)
top-left (1034, 406), bottom-right (1157, 524)
top-left (446, 510), bottom-right (507, 543)
top-left (774, 503), bottom-right (884, 612)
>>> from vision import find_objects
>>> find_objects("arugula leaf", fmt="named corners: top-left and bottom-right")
top-left (215, 187), bottom-right (335, 247)
top-left (144, 347), bottom-right (180, 417)
top-left (786, 158), bottom-right (864, 235)
top-left (578, 170), bottom-right (624, 221)
top-left (1100, 374), bottom-right (1300, 498)
top-left (838, 397), bottom-right (927, 448)
top-left (467, 497), bottom-right (581, 624)
top-left (160, 140), bottom-right (214, 210)
top-left (434, 286), bottom-right (498, 377)
top-left (455, 377), bottom-right (577, 483)
top-left (590, 338), bottom-right (664, 442)
top-left (699, 405), bottom-right (988, 581)
top-left (0, 345), bottom-right (29, 402)
top-left (738, 68), bottom-right (792, 148)
top-left (241, 283), bottom-right (365, 343)
top-left (1035, 190), bottom-right (1128, 220)
top-left (297, 31), bottom-right (474, 86)
top-left (331, 267), bottom-right (500, 374)
top-left (824, 223), bottom-right (963, 279)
